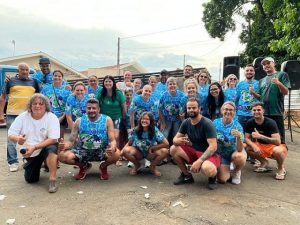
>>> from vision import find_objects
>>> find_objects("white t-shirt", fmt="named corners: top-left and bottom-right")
top-left (8, 111), bottom-right (60, 157)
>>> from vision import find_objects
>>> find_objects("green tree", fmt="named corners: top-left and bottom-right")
top-left (202, 0), bottom-right (300, 66)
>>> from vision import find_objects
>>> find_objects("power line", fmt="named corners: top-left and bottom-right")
top-left (121, 23), bottom-right (201, 39)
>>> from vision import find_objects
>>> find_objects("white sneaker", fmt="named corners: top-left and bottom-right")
top-left (144, 159), bottom-right (151, 168)
top-left (9, 163), bottom-right (19, 172)
top-left (127, 161), bottom-right (134, 168)
top-left (231, 170), bottom-right (241, 185)
top-left (230, 162), bottom-right (235, 171)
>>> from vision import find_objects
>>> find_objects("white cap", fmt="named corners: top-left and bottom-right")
top-left (261, 57), bottom-right (275, 65)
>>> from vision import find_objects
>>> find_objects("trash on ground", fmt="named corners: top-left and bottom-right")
top-left (157, 210), bottom-right (165, 215)
top-left (19, 205), bottom-right (26, 208)
top-left (77, 191), bottom-right (83, 194)
top-left (6, 219), bottom-right (16, 224)
top-left (0, 195), bottom-right (6, 200)
top-left (144, 193), bottom-right (150, 199)
top-left (172, 201), bottom-right (188, 208)
top-left (140, 186), bottom-right (148, 189)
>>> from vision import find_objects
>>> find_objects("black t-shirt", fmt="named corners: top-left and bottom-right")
top-left (178, 117), bottom-right (216, 152)
top-left (245, 117), bottom-right (279, 144)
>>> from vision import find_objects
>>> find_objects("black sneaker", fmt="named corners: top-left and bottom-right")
top-left (173, 172), bottom-right (194, 185)
top-left (207, 176), bottom-right (217, 190)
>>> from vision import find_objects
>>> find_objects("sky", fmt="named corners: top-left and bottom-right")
top-left (0, 0), bottom-right (246, 80)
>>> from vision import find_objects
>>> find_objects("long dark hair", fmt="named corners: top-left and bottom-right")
top-left (207, 82), bottom-right (224, 119)
top-left (136, 112), bottom-right (155, 140)
top-left (100, 75), bottom-right (117, 102)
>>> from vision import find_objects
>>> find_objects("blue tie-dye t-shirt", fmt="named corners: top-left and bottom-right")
top-left (65, 94), bottom-right (89, 121)
top-left (159, 90), bottom-right (185, 121)
top-left (236, 80), bottom-right (259, 116)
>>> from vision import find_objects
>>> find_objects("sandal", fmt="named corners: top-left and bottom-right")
top-left (254, 167), bottom-right (273, 173)
top-left (275, 169), bottom-right (286, 180)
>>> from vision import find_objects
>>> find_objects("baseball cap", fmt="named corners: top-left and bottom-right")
top-left (39, 57), bottom-right (50, 64)
top-left (160, 69), bottom-right (168, 75)
top-left (261, 57), bottom-right (275, 65)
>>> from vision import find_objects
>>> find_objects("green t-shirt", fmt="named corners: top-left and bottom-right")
top-left (97, 90), bottom-right (126, 120)
top-left (259, 71), bottom-right (290, 115)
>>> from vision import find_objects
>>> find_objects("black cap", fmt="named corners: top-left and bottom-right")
top-left (160, 69), bottom-right (168, 75)
top-left (39, 57), bottom-right (50, 64)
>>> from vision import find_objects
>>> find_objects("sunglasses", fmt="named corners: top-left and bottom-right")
top-left (200, 75), bottom-right (208, 78)
top-left (229, 78), bottom-right (237, 81)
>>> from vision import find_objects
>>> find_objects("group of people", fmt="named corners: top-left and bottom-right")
top-left (1, 56), bottom-right (290, 193)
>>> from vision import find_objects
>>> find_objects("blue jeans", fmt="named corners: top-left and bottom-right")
top-left (162, 119), bottom-right (182, 141)
top-left (7, 115), bottom-right (18, 165)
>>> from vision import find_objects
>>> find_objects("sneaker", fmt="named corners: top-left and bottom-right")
top-left (99, 162), bottom-right (109, 180)
top-left (207, 176), bottom-right (218, 190)
top-left (48, 180), bottom-right (58, 193)
top-left (127, 161), bottom-right (134, 168)
top-left (173, 172), bottom-right (194, 185)
top-left (231, 170), bottom-right (241, 185)
top-left (74, 162), bottom-right (92, 180)
top-left (144, 159), bottom-right (151, 168)
top-left (9, 163), bottom-right (19, 172)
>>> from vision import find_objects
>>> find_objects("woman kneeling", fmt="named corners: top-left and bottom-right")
top-left (122, 112), bottom-right (169, 177)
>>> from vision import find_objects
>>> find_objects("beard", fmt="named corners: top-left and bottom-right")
top-left (188, 111), bottom-right (198, 118)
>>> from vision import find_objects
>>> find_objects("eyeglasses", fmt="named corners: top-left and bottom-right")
top-left (229, 78), bottom-right (237, 81)
top-left (223, 108), bottom-right (234, 112)
top-left (210, 88), bottom-right (219, 91)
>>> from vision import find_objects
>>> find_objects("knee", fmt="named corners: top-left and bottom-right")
top-left (58, 152), bottom-right (68, 163)
top-left (232, 152), bottom-right (246, 163)
top-left (272, 147), bottom-right (286, 158)
top-left (201, 162), bottom-right (217, 177)
top-left (122, 146), bottom-right (131, 156)
top-left (170, 145), bottom-right (179, 156)
top-left (217, 177), bottom-right (227, 184)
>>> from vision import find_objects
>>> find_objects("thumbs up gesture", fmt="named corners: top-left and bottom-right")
top-left (58, 138), bottom-right (66, 152)
top-left (251, 128), bottom-right (261, 139)
top-left (17, 134), bottom-right (26, 145)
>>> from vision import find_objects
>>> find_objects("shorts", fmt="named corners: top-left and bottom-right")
top-left (71, 148), bottom-right (107, 163)
top-left (23, 144), bottom-right (57, 183)
top-left (220, 149), bottom-right (247, 166)
top-left (112, 118), bottom-right (121, 129)
top-left (253, 142), bottom-right (288, 158)
top-left (180, 145), bottom-right (221, 168)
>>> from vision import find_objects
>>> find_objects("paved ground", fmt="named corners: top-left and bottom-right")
top-left (0, 127), bottom-right (299, 225)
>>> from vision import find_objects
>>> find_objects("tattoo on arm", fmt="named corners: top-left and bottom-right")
top-left (199, 149), bottom-right (213, 162)
top-left (260, 135), bottom-right (279, 145)
top-left (69, 119), bottom-right (80, 144)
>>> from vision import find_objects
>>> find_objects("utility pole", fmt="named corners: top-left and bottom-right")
top-left (183, 54), bottom-right (186, 68)
top-left (12, 40), bottom-right (15, 56)
top-left (117, 37), bottom-right (120, 76)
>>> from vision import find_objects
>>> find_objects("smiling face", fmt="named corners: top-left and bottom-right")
top-left (209, 84), bottom-right (220, 97)
top-left (251, 105), bottom-right (264, 120)
top-left (74, 84), bottom-right (86, 99)
top-left (148, 77), bottom-right (157, 89)
top-left (167, 81), bottom-right (177, 93)
top-left (183, 66), bottom-right (193, 79)
top-left (227, 75), bottom-right (237, 87)
top-left (125, 91), bottom-right (133, 102)
top-left (87, 103), bottom-right (100, 121)
top-left (221, 103), bottom-right (235, 121)
top-left (186, 83), bottom-right (197, 97)
top-left (123, 71), bottom-right (132, 82)
top-left (262, 61), bottom-right (276, 75)
top-left (104, 78), bottom-right (113, 90)
top-left (244, 66), bottom-right (255, 80)
top-left (142, 85), bottom-right (152, 100)
top-left (53, 71), bottom-right (63, 85)
top-left (88, 76), bottom-right (98, 89)
top-left (198, 72), bottom-right (208, 85)
top-left (31, 98), bottom-right (46, 118)
top-left (133, 79), bottom-right (142, 91)
top-left (140, 114), bottom-right (151, 128)
top-left (18, 64), bottom-right (30, 79)
top-left (39, 63), bottom-right (51, 75)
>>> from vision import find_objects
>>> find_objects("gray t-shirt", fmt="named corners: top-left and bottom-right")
top-left (178, 117), bottom-right (216, 152)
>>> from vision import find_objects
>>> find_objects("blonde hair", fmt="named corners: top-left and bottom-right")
top-left (224, 74), bottom-right (238, 88)
top-left (183, 78), bottom-right (198, 93)
top-left (166, 77), bottom-right (177, 86)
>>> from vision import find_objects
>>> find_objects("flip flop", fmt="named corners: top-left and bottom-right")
top-left (275, 169), bottom-right (286, 180)
top-left (254, 167), bottom-right (273, 173)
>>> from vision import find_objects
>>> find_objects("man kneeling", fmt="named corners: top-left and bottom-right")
top-left (59, 98), bottom-right (120, 180)
top-left (8, 94), bottom-right (60, 193)
top-left (245, 102), bottom-right (288, 180)
top-left (170, 98), bottom-right (221, 190)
